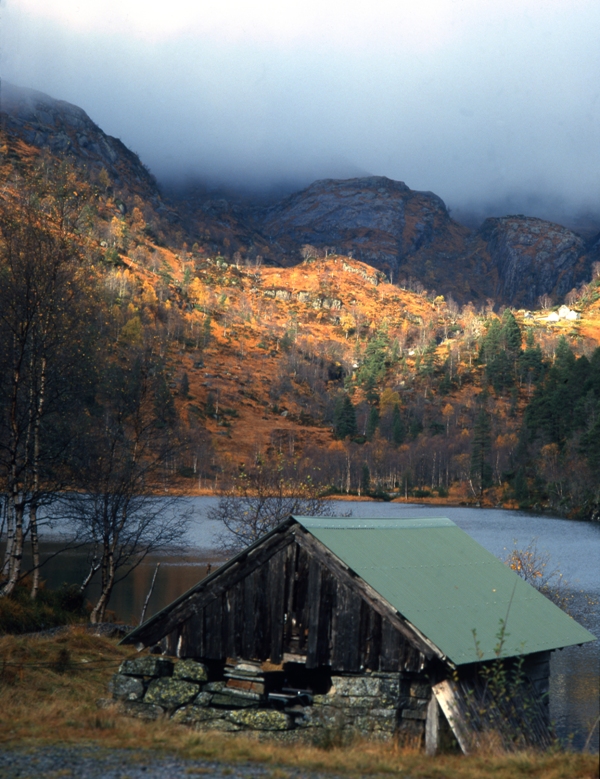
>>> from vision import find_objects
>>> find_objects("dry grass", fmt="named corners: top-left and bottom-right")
top-left (0, 629), bottom-right (597, 779)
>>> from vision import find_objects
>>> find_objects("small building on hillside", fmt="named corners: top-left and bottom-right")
top-left (118, 517), bottom-right (595, 751)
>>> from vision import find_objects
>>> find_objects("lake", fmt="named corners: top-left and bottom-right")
top-left (30, 499), bottom-right (600, 751)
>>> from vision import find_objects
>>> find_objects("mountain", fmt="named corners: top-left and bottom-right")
top-left (1, 80), bottom-right (160, 203)
top-left (478, 216), bottom-right (592, 308)
top-left (259, 175), bottom-right (467, 269)
top-left (1, 81), bottom-right (598, 308)
top-left (4, 82), bottom-right (600, 518)
top-left (256, 176), bottom-right (596, 308)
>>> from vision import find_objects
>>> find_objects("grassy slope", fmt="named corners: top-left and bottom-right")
top-left (0, 629), bottom-right (597, 778)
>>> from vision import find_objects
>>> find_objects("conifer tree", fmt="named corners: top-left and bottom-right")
top-left (519, 329), bottom-right (544, 388)
top-left (366, 405), bottom-right (380, 440)
top-left (392, 403), bottom-right (405, 446)
top-left (554, 335), bottom-right (575, 374)
top-left (470, 408), bottom-right (493, 496)
top-left (502, 309), bottom-right (522, 356)
top-left (179, 372), bottom-right (190, 398)
top-left (334, 394), bottom-right (357, 439)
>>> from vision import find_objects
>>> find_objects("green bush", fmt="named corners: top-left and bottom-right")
top-left (0, 582), bottom-right (88, 635)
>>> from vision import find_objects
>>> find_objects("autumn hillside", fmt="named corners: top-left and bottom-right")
top-left (101, 224), bottom-right (600, 520)
top-left (3, 86), bottom-right (600, 522)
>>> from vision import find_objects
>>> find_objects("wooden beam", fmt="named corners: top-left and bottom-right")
top-left (432, 680), bottom-right (471, 755)
top-left (306, 557), bottom-right (322, 668)
top-left (425, 695), bottom-right (440, 756)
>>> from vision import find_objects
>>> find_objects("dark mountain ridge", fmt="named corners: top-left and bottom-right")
top-left (2, 81), bottom-right (598, 307)
top-left (0, 80), bottom-right (160, 204)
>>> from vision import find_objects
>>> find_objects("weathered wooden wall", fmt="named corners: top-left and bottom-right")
top-left (166, 528), bottom-right (425, 673)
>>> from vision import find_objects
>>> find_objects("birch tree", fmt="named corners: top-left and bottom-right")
top-left (67, 345), bottom-right (189, 623)
top-left (0, 197), bottom-right (95, 597)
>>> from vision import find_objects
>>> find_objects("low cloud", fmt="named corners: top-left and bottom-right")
top-left (2, 1), bottom-right (600, 220)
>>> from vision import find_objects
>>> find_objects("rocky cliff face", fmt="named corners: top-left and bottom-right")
top-left (479, 216), bottom-right (590, 308)
top-left (258, 176), bottom-right (595, 307)
top-left (260, 175), bottom-right (469, 272)
top-left (2, 82), bottom-right (598, 308)
top-left (0, 81), bottom-right (160, 203)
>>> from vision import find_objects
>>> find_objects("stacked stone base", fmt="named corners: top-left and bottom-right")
top-left (104, 657), bottom-right (431, 743)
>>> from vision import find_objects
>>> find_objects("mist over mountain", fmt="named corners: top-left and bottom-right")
top-left (2, 80), bottom-right (599, 308)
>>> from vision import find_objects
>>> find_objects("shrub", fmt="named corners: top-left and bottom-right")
top-left (0, 582), bottom-right (88, 635)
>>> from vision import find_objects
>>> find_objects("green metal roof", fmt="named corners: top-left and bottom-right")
top-left (295, 516), bottom-right (596, 665)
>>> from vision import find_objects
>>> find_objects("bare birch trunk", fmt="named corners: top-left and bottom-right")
top-left (90, 550), bottom-right (115, 624)
top-left (30, 355), bottom-right (46, 600)
top-left (2, 499), bottom-right (24, 595)
top-left (1, 504), bottom-right (15, 579)
top-left (29, 504), bottom-right (40, 599)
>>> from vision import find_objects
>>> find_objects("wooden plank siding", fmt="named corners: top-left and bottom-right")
top-left (161, 526), bottom-right (432, 673)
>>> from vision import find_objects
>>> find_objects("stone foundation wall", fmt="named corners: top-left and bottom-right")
top-left (104, 657), bottom-right (432, 743)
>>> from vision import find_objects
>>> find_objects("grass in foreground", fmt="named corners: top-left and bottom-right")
top-left (0, 628), bottom-right (597, 779)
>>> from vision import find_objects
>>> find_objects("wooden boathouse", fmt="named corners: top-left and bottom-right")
top-left (119, 517), bottom-right (595, 750)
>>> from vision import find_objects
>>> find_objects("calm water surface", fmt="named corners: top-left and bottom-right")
top-left (35, 500), bottom-right (599, 751)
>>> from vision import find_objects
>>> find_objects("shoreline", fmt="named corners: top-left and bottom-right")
top-left (173, 488), bottom-right (591, 521)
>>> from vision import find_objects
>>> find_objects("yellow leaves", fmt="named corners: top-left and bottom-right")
top-left (380, 388), bottom-right (400, 410)
top-left (131, 206), bottom-right (145, 231)
top-left (141, 282), bottom-right (158, 308)
top-left (119, 316), bottom-right (142, 345)
top-left (496, 433), bottom-right (518, 449)
top-left (541, 443), bottom-right (560, 461)
top-left (188, 278), bottom-right (207, 307)
top-left (340, 312), bottom-right (356, 337)
top-left (442, 403), bottom-right (454, 419)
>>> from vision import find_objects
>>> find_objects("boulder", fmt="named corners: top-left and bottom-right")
top-left (227, 709), bottom-right (292, 731)
top-left (109, 673), bottom-right (145, 701)
top-left (210, 692), bottom-right (258, 709)
top-left (119, 657), bottom-right (173, 678)
top-left (401, 707), bottom-right (427, 720)
top-left (291, 706), bottom-right (317, 729)
top-left (329, 675), bottom-right (382, 697)
top-left (203, 681), bottom-right (226, 692)
top-left (173, 659), bottom-right (209, 683)
top-left (144, 678), bottom-right (200, 708)
top-left (196, 718), bottom-right (242, 732)
top-left (192, 691), bottom-right (213, 707)
top-left (172, 705), bottom-right (224, 725)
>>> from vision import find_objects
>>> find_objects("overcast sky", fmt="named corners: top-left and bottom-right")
top-left (2, 0), bottom-right (599, 219)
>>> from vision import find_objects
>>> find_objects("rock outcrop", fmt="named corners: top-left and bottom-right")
top-left (2, 82), bottom-right (598, 307)
top-left (258, 176), bottom-right (596, 307)
top-left (1, 80), bottom-right (160, 203)
top-left (260, 176), bottom-right (469, 276)
top-left (479, 216), bottom-right (589, 308)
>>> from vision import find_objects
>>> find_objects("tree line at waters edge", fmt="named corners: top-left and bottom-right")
top-left (329, 309), bottom-right (600, 517)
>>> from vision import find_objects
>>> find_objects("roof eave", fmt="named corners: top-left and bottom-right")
top-left (120, 515), bottom-right (298, 646)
